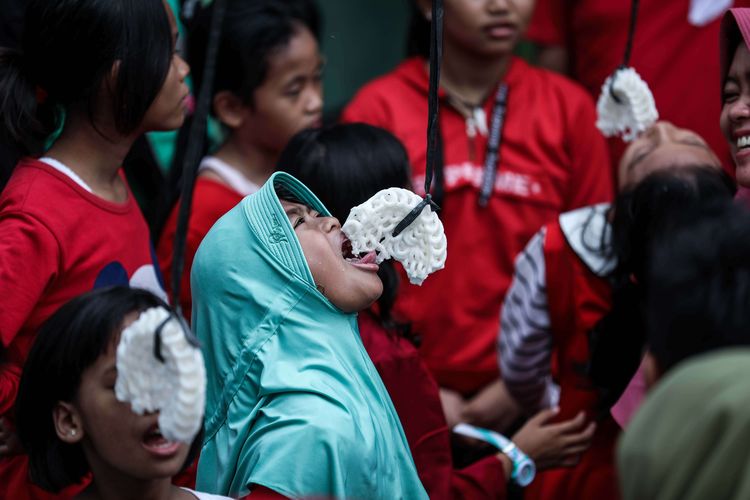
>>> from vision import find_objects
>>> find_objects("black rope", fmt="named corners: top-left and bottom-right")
top-left (609, 0), bottom-right (640, 103)
top-left (393, 0), bottom-right (443, 237)
top-left (170, 0), bottom-right (227, 318)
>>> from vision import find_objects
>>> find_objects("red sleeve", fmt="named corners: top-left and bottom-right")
top-left (525, 0), bottom-right (566, 46)
top-left (0, 212), bottom-right (59, 348)
top-left (451, 455), bottom-right (507, 500)
top-left (563, 93), bottom-right (614, 209)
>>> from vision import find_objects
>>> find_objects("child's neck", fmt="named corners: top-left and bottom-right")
top-left (80, 475), bottom-right (185, 500)
top-left (45, 111), bottom-right (134, 204)
top-left (438, 41), bottom-right (512, 106)
top-left (209, 134), bottom-right (278, 189)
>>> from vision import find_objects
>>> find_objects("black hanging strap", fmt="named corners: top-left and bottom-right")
top-left (609, 0), bottom-right (640, 103)
top-left (393, 0), bottom-right (444, 237)
top-left (170, 0), bottom-right (227, 318)
top-left (478, 83), bottom-right (509, 207)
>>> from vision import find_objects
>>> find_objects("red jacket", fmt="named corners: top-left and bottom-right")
top-left (343, 57), bottom-right (613, 394)
top-left (358, 311), bottom-right (507, 499)
top-left (524, 218), bottom-right (619, 500)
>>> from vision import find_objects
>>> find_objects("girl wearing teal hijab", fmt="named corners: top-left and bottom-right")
top-left (191, 171), bottom-right (428, 499)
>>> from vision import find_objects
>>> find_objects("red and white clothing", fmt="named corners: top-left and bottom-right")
top-left (500, 204), bottom-right (619, 500)
top-left (358, 311), bottom-right (507, 500)
top-left (0, 158), bottom-right (166, 499)
top-left (343, 57), bottom-right (613, 394)
top-left (527, 0), bottom-right (750, 171)
top-left (157, 156), bottom-right (254, 321)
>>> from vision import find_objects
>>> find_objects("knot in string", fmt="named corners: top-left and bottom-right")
top-left (392, 194), bottom-right (441, 237)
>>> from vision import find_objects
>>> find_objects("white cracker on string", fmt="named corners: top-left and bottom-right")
top-left (115, 307), bottom-right (206, 443)
top-left (342, 188), bottom-right (447, 286)
top-left (596, 67), bottom-right (658, 142)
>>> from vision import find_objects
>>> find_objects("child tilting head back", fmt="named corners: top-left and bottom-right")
top-left (191, 172), bottom-right (427, 499)
top-left (14, 287), bottom-right (228, 500)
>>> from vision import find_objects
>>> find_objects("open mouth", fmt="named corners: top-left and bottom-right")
top-left (341, 236), bottom-right (379, 270)
top-left (141, 424), bottom-right (181, 458)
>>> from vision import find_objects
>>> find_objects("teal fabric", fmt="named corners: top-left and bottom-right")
top-left (191, 172), bottom-right (427, 499)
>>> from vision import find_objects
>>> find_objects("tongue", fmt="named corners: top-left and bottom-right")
top-left (359, 251), bottom-right (377, 264)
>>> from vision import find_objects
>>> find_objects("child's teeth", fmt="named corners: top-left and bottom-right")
top-left (738, 136), bottom-right (750, 149)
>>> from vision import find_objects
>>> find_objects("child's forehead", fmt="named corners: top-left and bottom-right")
top-left (280, 199), bottom-right (316, 216)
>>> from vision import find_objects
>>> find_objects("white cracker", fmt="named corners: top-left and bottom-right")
top-left (115, 307), bottom-right (206, 443)
top-left (597, 67), bottom-right (659, 142)
top-left (342, 188), bottom-right (447, 286)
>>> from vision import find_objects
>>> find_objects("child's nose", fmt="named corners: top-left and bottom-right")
top-left (318, 216), bottom-right (340, 232)
top-left (729, 96), bottom-right (750, 122)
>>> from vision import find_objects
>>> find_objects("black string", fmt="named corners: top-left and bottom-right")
top-left (170, 0), bottom-right (227, 318)
top-left (153, 313), bottom-right (201, 364)
top-left (393, 0), bottom-right (443, 237)
top-left (609, 0), bottom-right (640, 103)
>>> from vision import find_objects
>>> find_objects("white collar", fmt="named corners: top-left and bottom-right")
top-left (39, 156), bottom-right (93, 193)
top-left (198, 156), bottom-right (261, 197)
top-left (558, 203), bottom-right (615, 277)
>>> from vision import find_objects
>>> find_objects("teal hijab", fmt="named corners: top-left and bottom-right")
top-left (191, 172), bottom-right (427, 499)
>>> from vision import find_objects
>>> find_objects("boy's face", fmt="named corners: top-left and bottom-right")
top-left (237, 25), bottom-right (323, 155)
top-left (438, 0), bottom-right (536, 58)
top-left (281, 200), bottom-right (383, 313)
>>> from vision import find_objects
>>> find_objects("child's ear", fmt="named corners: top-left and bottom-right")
top-left (53, 402), bottom-right (84, 444)
top-left (213, 90), bottom-right (248, 129)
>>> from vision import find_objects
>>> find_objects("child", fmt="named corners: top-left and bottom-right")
top-left (619, 202), bottom-right (750, 500)
top-left (499, 122), bottom-right (735, 500)
top-left (191, 172), bottom-right (427, 499)
top-left (157, 0), bottom-right (323, 319)
top-left (0, 1), bottom-right (188, 497)
top-left (342, 0), bottom-right (613, 430)
top-left (279, 123), bottom-right (599, 499)
top-left (14, 286), bottom-right (231, 500)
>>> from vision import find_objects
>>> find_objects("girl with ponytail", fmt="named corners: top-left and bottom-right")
top-left (0, 1), bottom-right (189, 498)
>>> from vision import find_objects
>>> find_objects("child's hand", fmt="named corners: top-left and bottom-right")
top-left (511, 408), bottom-right (596, 470)
top-left (0, 416), bottom-right (22, 457)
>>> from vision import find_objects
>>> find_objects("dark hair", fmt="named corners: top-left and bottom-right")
top-left (187, 0), bottom-right (320, 106)
top-left (278, 124), bottom-right (413, 337)
top-left (0, 0), bottom-right (173, 160)
top-left (587, 166), bottom-right (737, 412)
top-left (14, 286), bottom-right (199, 492)
top-left (647, 201), bottom-right (750, 372)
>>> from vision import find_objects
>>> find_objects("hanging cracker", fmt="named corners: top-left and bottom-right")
top-left (115, 307), bottom-right (206, 443)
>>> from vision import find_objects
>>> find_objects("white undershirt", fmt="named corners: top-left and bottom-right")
top-left (39, 156), bottom-right (93, 193)
top-left (198, 156), bottom-right (261, 196)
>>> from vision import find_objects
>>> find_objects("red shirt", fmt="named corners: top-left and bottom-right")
top-left (157, 177), bottom-right (244, 321)
top-left (357, 311), bottom-right (507, 500)
top-left (526, 0), bottom-right (750, 171)
top-left (343, 57), bottom-right (612, 394)
top-left (0, 159), bottom-right (165, 499)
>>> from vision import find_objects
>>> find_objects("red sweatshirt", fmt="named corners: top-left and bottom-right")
top-left (157, 177), bottom-right (244, 321)
top-left (358, 311), bottom-right (507, 499)
top-left (0, 159), bottom-right (165, 499)
top-left (526, 0), bottom-right (750, 172)
top-left (343, 57), bottom-right (613, 394)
